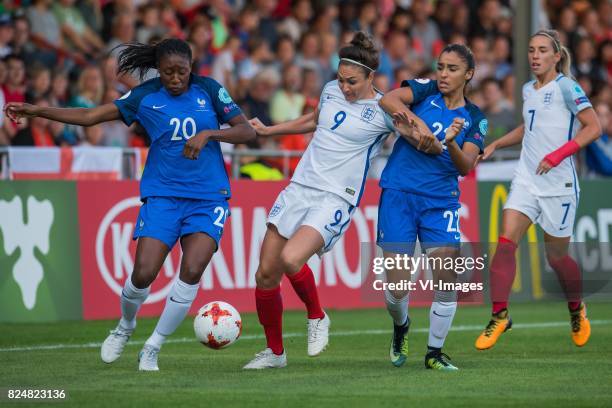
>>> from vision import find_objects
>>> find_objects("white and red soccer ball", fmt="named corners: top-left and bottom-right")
top-left (194, 301), bottom-right (242, 349)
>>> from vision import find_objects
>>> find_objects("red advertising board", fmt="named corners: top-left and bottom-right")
top-left (78, 179), bottom-right (480, 320)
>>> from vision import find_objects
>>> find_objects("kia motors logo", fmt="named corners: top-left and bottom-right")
top-left (95, 197), bottom-right (180, 303)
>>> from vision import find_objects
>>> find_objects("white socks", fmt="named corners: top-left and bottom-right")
top-left (384, 289), bottom-right (409, 326)
top-left (119, 277), bottom-right (150, 331)
top-left (428, 291), bottom-right (457, 349)
top-left (145, 279), bottom-right (199, 349)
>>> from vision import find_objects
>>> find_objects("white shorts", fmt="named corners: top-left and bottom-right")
top-left (504, 181), bottom-right (578, 238)
top-left (267, 182), bottom-right (355, 255)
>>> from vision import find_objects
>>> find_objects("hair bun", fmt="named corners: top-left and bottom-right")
top-left (350, 31), bottom-right (376, 52)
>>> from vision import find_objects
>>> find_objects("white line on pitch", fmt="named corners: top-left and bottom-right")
top-left (1, 319), bottom-right (610, 353)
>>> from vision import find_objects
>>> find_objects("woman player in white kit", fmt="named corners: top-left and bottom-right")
top-left (243, 32), bottom-right (441, 369)
top-left (475, 29), bottom-right (602, 351)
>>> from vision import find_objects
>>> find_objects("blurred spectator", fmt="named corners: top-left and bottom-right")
top-left (492, 36), bottom-right (512, 80)
top-left (211, 35), bottom-right (241, 95)
top-left (0, 13), bottom-right (14, 58)
top-left (295, 31), bottom-right (320, 70)
top-left (253, 0), bottom-right (279, 48)
top-left (350, 1), bottom-right (377, 35)
top-left (312, 4), bottom-right (340, 39)
top-left (11, 97), bottom-right (59, 146)
top-left (411, 0), bottom-right (443, 65)
top-left (100, 87), bottom-right (131, 147)
top-left (64, 65), bottom-right (103, 145)
top-left (470, 0), bottom-right (501, 40)
top-left (237, 36), bottom-right (273, 100)
top-left (318, 32), bottom-right (338, 83)
top-left (277, 0), bottom-right (312, 43)
top-left (241, 67), bottom-right (280, 126)
top-left (379, 30), bottom-right (411, 85)
top-left (270, 64), bottom-right (304, 124)
top-left (585, 103), bottom-right (612, 176)
top-left (572, 36), bottom-right (604, 83)
top-left (101, 0), bottom-right (135, 42)
top-left (48, 68), bottom-right (68, 107)
top-left (278, 101), bottom-right (316, 175)
top-left (470, 36), bottom-right (495, 87)
top-left (300, 65), bottom-right (321, 104)
top-left (106, 12), bottom-right (135, 57)
top-left (273, 34), bottom-right (296, 70)
top-left (136, 4), bottom-right (165, 44)
top-left (25, 63), bottom-right (51, 102)
top-left (481, 77), bottom-right (516, 142)
top-left (235, 5), bottom-right (259, 52)
top-left (596, 40), bottom-right (612, 83)
top-left (2, 54), bottom-right (26, 141)
top-left (52, 0), bottom-right (105, 58)
top-left (188, 21), bottom-right (213, 76)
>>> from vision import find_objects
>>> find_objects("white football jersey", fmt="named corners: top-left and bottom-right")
top-left (514, 74), bottom-right (592, 197)
top-left (292, 80), bottom-right (394, 206)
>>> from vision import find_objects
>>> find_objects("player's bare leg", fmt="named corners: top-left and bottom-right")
top-left (101, 237), bottom-right (169, 364)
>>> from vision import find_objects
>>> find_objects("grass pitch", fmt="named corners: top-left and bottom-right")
top-left (1, 302), bottom-right (612, 407)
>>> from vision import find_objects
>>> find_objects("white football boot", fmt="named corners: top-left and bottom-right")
top-left (138, 344), bottom-right (160, 371)
top-left (243, 348), bottom-right (287, 369)
top-left (101, 326), bottom-right (133, 363)
top-left (307, 312), bottom-right (330, 356)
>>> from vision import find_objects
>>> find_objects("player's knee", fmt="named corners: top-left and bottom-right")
top-left (279, 250), bottom-right (302, 275)
top-left (255, 266), bottom-right (281, 289)
top-left (387, 288), bottom-right (409, 300)
top-left (132, 257), bottom-right (158, 288)
top-left (179, 264), bottom-right (205, 285)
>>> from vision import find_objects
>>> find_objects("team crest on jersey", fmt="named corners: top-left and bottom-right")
top-left (479, 119), bottom-right (488, 135)
top-left (269, 203), bottom-right (284, 217)
top-left (543, 91), bottom-right (554, 107)
top-left (218, 87), bottom-right (233, 104)
top-left (361, 105), bottom-right (377, 122)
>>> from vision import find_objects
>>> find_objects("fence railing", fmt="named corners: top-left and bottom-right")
top-left (0, 146), bottom-right (522, 180)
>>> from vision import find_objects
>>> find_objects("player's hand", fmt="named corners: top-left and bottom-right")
top-left (392, 111), bottom-right (416, 136)
top-left (536, 158), bottom-right (554, 175)
top-left (248, 117), bottom-right (269, 136)
top-left (183, 131), bottom-right (211, 160)
top-left (475, 143), bottom-right (497, 166)
top-left (444, 117), bottom-right (465, 144)
top-left (4, 102), bottom-right (38, 124)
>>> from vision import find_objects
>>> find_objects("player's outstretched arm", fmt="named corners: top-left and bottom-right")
top-left (184, 114), bottom-right (255, 160)
top-left (536, 108), bottom-right (602, 175)
top-left (249, 111), bottom-right (317, 137)
top-left (482, 124), bottom-right (525, 160)
top-left (4, 102), bottom-right (121, 127)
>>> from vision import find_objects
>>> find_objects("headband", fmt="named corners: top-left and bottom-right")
top-left (340, 58), bottom-right (374, 72)
top-left (535, 32), bottom-right (560, 52)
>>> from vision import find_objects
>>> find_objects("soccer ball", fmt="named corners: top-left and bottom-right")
top-left (194, 301), bottom-right (242, 349)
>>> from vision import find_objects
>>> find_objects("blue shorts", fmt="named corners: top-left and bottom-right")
top-left (133, 196), bottom-right (229, 250)
top-left (377, 188), bottom-right (461, 254)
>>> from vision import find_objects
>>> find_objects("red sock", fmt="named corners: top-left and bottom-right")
top-left (490, 236), bottom-right (517, 314)
top-left (548, 255), bottom-right (582, 311)
top-left (287, 264), bottom-right (325, 320)
top-left (255, 287), bottom-right (283, 355)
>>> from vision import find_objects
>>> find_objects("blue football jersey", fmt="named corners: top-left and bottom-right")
top-left (114, 75), bottom-right (242, 200)
top-left (380, 79), bottom-right (487, 200)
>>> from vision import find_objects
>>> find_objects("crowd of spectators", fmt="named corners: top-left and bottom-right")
top-left (0, 0), bottom-right (609, 176)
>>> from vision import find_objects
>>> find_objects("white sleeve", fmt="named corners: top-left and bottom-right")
top-left (558, 76), bottom-right (592, 115)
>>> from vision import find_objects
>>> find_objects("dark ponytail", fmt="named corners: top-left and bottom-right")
top-left (116, 38), bottom-right (192, 80)
top-left (338, 31), bottom-right (380, 76)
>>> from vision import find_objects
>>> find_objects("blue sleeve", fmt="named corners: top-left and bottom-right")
top-left (192, 76), bottom-right (242, 124)
top-left (113, 78), bottom-right (161, 126)
top-left (401, 78), bottom-right (439, 106)
top-left (464, 104), bottom-right (487, 153)
top-left (558, 76), bottom-right (592, 115)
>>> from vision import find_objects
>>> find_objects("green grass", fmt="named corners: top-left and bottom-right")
top-left (1, 302), bottom-right (612, 407)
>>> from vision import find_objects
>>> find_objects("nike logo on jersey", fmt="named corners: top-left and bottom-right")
top-left (430, 100), bottom-right (441, 109)
top-left (559, 226), bottom-right (569, 231)
top-left (152, 105), bottom-right (166, 109)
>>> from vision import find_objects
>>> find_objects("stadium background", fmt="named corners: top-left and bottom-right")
top-left (0, 0), bottom-right (610, 322)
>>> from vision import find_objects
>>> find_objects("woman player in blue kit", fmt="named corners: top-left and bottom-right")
top-left (378, 44), bottom-right (487, 371)
top-left (5, 39), bottom-right (255, 371)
